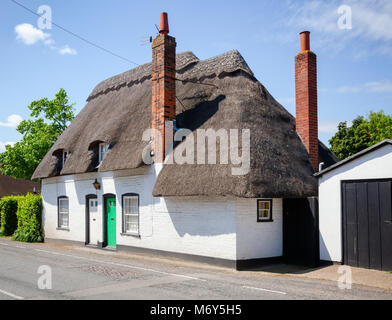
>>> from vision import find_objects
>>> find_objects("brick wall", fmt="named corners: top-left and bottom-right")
top-left (151, 34), bottom-right (176, 163)
top-left (295, 50), bottom-right (319, 171)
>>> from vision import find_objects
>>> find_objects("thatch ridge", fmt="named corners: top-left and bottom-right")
top-left (88, 51), bottom-right (200, 101)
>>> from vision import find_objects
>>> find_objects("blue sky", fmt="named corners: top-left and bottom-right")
top-left (1, 0), bottom-right (392, 151)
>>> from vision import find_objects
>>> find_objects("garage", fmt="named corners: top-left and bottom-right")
top-left (317, 139), bottom-right (392, 271)
top-left (342, 180), bottom-right (392, 270)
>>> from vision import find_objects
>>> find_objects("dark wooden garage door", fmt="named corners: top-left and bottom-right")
top-left (342, 180), bottom-right (392, 271)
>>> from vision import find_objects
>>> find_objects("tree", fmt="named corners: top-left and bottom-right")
top-left (329, 110), bottom-right (392, 160)
top-left (0, 89), bottom-right (75, 180)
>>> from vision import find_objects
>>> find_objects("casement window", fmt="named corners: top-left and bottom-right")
top-left (58, 197), bottom-right (69, 229)
top-left (122, 193), bottom-right (139, 235)
top-left (257, 199), bottom-right (273, 222)
top-left (62, 151), bottom-right (68, 169)
top-left (98, 143), bottom-right (110, 165)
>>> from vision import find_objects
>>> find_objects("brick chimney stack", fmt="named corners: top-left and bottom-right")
top-left (152, 12), bottom-right (176, 163)
top-left (295, 31), bottom-right (318, 171)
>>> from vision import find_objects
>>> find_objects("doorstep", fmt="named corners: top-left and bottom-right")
top-left (103, 246), bottom-right (117, 252)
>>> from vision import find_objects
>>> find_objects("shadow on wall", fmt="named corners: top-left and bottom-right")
top-left (74, 180), bottom-right (99, 206)
top-left (43, 178), bottom-right (99, 207)
top-left (163, 197), bottom-right (236, 237)
top-left (319, 231), bottom-right (333, 263)
top-left (43, 177), bottom-right (236, 238)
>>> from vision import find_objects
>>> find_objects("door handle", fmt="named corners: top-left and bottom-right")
top-left (93, 219), bottom-right (96, 221)
top-left (384, 220), bottom-right (392, 224)
top-left (111, 218), bottom-right (114, 221)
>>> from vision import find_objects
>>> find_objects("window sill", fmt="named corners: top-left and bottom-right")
top-left (56, 227), bottom-right (70, 231)
top-left (120, 233), bottom-right (140, 238)
top-left (257, 219), bottom-right (274, 223)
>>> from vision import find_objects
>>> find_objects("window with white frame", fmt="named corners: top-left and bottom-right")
top-left (98, 143), bottom-right (109, 165)
top-left (122, 194), bottom-right (139, 235)
top-left (58, 197), bottom-right (69, 228)
top-left (257, 199), bottom-right (273, 222)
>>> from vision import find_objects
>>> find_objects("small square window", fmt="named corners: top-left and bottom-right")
top-left (257, 199), bottom-right (273, 222)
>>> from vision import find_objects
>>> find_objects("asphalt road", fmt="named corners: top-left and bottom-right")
top-left (0, 238), bottom-right (391, 300)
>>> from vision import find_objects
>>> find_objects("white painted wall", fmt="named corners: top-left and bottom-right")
top-left (42, 165), bottom-right (237, 260)
top-left (41, 164), bottom-right (283, 261)
top-left (236, 198), bottom-right (283, 260)
top-left (318, 144), bottom-right (392, 262)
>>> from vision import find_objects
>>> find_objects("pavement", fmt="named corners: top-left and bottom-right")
top-left (0, 237), bottom-right (391, 300)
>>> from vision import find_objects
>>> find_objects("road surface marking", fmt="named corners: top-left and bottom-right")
top-left (243, 285), bottom-right (287, 295)
top-left (15, 245), bottom-right (27, 249)
top-left (34, 249), bottom-right (206, 282)
top-left (0, 243), bottom-right (9, 246)
top-left (0, 288), bottom-right (24, 300)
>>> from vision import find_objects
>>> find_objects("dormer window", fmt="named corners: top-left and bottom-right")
top-left (53, 149), bottom-right (68, 173)
top-left (99, 143), bottom-right (109, 165)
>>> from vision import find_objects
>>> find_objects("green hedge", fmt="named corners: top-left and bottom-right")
top-left (12, 194), bottom-right (43, 243)
top-left (0, 196), bottom-right (20, 236)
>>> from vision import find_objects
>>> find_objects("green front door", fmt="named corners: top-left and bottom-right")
top-left (106, 197), bottom-right (116, 247)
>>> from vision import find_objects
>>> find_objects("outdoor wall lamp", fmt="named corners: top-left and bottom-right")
top-left (93, 179), bottom-right (101, 190)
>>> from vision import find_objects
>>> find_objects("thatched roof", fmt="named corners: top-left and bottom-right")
top-left (33, 50), bottom-right (337, 198)
top-left (0, 174), bottom-right (40, 198)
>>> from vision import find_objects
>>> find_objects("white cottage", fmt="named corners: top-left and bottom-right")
top-left (33, 13), bottom-right (337, 269)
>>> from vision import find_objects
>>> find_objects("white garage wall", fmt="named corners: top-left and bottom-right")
top-left (319, 144), bottom-right (392, 262)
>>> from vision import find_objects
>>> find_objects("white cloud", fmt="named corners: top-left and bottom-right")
top-left (365, 80), bottom-right (392, 93)
top-left (15, 23), bottom-right (50, 45)
top-left (337, 85), bottom-right (361, 93)
top-left (319, 120), bottom-right (353, 134)
top-left (287, 0), bottom-right (392, 40)
top-left (0, 114), bottom-right (23, 128)
top-left (319, 121), bottom-right (339, 134)
top-left (14, 23), bottom-right (77, 56)
top-left (0, 141), bottom-right (15, 153)
top-left (59, 45), bottom-right (77, 55)
top-left (284, 0), bottom-right (392, 57)
top-left (378, 44), bottom-right (392, 57)
top-left (278, 97), bottom-right (295, 105)
top-left (353, 1), bottom-right (392, 42)
top-left (338, 80), bottom-right (392, 93)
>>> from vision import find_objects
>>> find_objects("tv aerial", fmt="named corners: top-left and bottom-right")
top-left (140, 24), bottom-right (159, 46)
